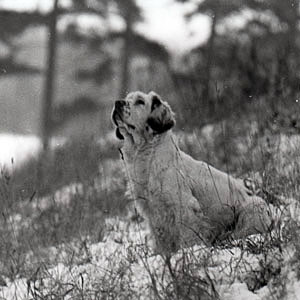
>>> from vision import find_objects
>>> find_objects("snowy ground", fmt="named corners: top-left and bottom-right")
top-left (0, 133), bottom-right (65, 171)
top-left (0, 132), bottom-right (299, 299)
top-left (1, 213), bottom-right (300, 300)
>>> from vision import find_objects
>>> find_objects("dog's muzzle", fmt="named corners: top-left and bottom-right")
top-left (112, 100), bottom-right (126, 126)
top-left (115, 100), bottom-right (126, 109)
top-left (112, 100), bottom-right (136, 131)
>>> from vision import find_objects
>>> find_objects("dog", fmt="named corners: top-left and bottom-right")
top-left (112, 91), bottom-right (272, 253)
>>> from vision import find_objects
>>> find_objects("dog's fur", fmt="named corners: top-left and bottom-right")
top-left (112, 91), bottom-right (272, 253)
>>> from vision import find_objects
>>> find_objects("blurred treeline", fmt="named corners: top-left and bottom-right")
top-left (0, 0), bottom-right (299, 145)
top-left (174, 0), bottom-right (300, 130)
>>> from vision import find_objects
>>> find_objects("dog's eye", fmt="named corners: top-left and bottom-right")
top-left (135, 99), bottom-right (145, 106)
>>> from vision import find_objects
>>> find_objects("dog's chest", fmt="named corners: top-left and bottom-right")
top-left (125, 154), bottom-right (152, 199)
top-left (125, 152), bottom-right (170, 199)
top-left (123, 136), bottom-right (177, 202)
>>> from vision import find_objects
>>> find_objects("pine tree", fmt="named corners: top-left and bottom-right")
top-left (176, 0), bottom-right (244, 113)
top-left (68, 0), bottom-right (169, 98)
top-left (41, 0), bottom-right (59, 150)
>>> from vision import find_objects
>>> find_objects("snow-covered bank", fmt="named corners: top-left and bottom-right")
top-left (0, 133), bottom-right (65, 170)
top-left (1, 215), bottom-right (300, 300)
top-left (0, 134), bottom-right (40, 169)
top-left (0, 130), bottom-right (299, 299)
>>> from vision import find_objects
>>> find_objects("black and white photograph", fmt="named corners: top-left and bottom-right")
top-left (0, 0), bottom-right (299, 299)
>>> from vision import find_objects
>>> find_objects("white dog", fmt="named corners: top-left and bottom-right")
top-left (112, 91), bottom-right (272, 253)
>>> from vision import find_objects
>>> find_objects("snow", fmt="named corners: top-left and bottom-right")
top-left (1, 212), bottom-right (300, 300)
top-left (29, 183), bottom-right (84, 211)
top-left (1, 133), bottom-right (300, 299)
top-left (222, 283), bottom-right (261, 300)
top-left (0, 132), bottom-right (121, 172)
top-left (0, 133), bottom-right (65, 171)
top-left (0, 278), bottom-right (27, 300)
top-left (0, 134), bottom-right (40, 170)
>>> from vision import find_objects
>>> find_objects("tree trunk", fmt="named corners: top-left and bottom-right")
top-left (41, 0), bottom-right (59, 150)
top-left (119, 10), bottom-right (133, 99)
top-left (203, 10), bottom-right (217, 114)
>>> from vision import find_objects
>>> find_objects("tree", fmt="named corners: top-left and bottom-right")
top-left (177, 0), bottom-right (300, 112)
top-left (176, 0), bottom-right (244, 112)
top-left (66, 0), bottom-right (142, 98)
top-left (246, 0), bottom-right (299, 49)
top-left (246, 0), bottom-right (300, 94)
top-left (113, 0), bottom-right (142, 98)
top-left (78, 0), bottom-right (143, 98)
top-left (0, 9), bottom-right (46, 75)
top-left (68, 0), bottom-right (169, 98)
top-left (41, 0), bottom-right (59, 150)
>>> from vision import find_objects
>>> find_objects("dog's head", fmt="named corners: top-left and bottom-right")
top-left (111, 91), bottom-right (175, 142)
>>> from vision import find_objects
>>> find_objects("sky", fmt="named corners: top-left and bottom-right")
top-left (136, 0), bottom-right (210, 53)
top-left (0, 0), bottom-right (210, 54)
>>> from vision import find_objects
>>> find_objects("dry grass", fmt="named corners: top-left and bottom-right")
top-left (0, 96), bottom-right (299, 299)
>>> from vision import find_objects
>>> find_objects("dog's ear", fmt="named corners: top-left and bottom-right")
top-left (147, 92), bottom-right (175, 134)
top-left (115, 127), bottom-right (124, 140)
top-left (150, 92), bottom-right (162, 112)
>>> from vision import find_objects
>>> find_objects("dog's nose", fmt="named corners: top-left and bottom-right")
top-left (115, 100), bottom-right (126, 108)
